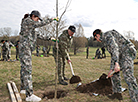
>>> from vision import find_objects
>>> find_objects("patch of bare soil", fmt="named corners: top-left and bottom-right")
top-left (42, 89), bottom-right (68, 99)
top-left (42, 73), bottom-right (113, 100)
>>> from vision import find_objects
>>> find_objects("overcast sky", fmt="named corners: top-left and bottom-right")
top-left (0, 0), bottom-right (138, 40)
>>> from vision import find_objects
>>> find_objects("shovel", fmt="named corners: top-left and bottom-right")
top-left (66, 50), bottom-right (81, 84)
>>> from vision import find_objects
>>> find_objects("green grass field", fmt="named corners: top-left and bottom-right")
top-left (0, 47), bottom-right (138, 102)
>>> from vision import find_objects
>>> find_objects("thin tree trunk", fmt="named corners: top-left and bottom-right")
top-left (54, 0), bottom-right (58, 99)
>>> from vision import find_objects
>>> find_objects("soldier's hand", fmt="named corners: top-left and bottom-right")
top-left (114, 62), bottom-right (120, 72)
top-left (67, 59), bottom-right (71, 64)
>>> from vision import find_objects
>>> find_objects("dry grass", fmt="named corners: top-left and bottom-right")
top-left (0, 47), bottom-right (137, 102)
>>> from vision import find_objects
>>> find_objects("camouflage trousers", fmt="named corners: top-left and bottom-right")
top-left (111, 54), bottom-right (138, 102)
top-left (7, 49), bottom-right (11, 59)
top-left (16, 50), bottom-right (19, 60)
top-left (53, 50), bottom-right (66, 81)
top-left (19, 42), bottom-right (33, 97)
top-left (2, 50), bottom-right (8, 61)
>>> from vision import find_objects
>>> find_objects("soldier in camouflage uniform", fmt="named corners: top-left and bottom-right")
top-left (42, 46), bottom-right (47, 57)
top-left (53, 25), bottom-right (76, 85)
top-left (0, 43), bottom-right (2, 60)
top-left (93, 29), bottom-right (138, 102)
top-left (6, 40), bottom-right (14, 61)
top-left (1, 40), bottom-right (8, 61)
top-left (19, 10), bottom-right (54, 101)
top-left (36, 45), bottom-right (40, 57)
top-left (15, 40), bottom-right (19, 60)
top-left (94, 48), bottom-right (102, 59)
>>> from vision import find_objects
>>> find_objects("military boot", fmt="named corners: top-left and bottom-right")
top-left (108, 93), bottom-right (123, 100)
top-left (63, 77), bottom-right (69, 81)
top-left (59, 79), bottom-right (68, 85)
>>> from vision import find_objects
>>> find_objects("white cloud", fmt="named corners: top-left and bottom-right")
top-left (0, 0), bottom-right (138, 40)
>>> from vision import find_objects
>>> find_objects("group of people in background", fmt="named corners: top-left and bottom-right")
top-left (86, 46), bottom-right (106, 59)
top-left (36, 45), bottom-right (47, 57)
top-left (0, 40), bottom-right (19, 61)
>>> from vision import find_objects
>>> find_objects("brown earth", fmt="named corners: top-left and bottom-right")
top-left (42, 89), bottom-right (68, 99)
top-left (70, 75), bottom-right (82, 84)
top-left (76, 73), bottom-right (113, 96)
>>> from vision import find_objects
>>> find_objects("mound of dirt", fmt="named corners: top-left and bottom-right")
top-left (42, 89), bottom-right (68, 99)
top-left (76, 73), bottom-right (113, 95)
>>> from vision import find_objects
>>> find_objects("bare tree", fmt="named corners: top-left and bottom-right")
top-left (54, 0), bottom-right (72, 99)
top-left (73, 24), bottom-right (87, 55)
top-left (13, 30), bottom-right (19, 36)
top-left (123, 30), bottom-right (136, 46)
top-left (37, 15), bottom-right (67, 55)
top-left (123, 30), bottom-right (135, 40)
top-left (0, 27), bottom-right (12, 40)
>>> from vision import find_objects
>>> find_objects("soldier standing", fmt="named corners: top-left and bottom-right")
top-left (15, 40), bottom-right (19, 60)
top-left (93, 29), bottom-right (138, 101)
top-left (53, 25), bottom-right (76, 85)
top-left (36, 45), bottom-right (40, 57)
top-left (19, 10), bottom-right (54, 101)
top-left (86, 47), bottom-right (89, 59)
top-left (6, 40), bottom-right (14, 61)
top-left (0, 43), bottom-right (3, 60)
top-left (1, 40), bottom-right (8, 61)
top-left (101, 46), bottom-right (106, 58)
top-left (42, 46), bottom-right (46, 57)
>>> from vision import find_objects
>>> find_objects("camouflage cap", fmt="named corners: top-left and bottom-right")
top-left (31, 10), bottom-right (42, 21)
top-left (68, 25), bottom-right (76, 33)
top-left (93, 29), bottom-right (102, 41)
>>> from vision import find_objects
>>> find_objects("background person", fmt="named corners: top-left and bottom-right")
top-left (101, 46), bottom-right (106, 58)
top-left (42, 46), bottom-right (47, 57)
top-left (36, 45), bottom-right (40, 57)
top-left (1, 40), bottom-right (8, 61)
top-left (15, 40), bottom-right (19, 60)
top-left (6, 40), bottom-right (14, 61)
top-left (93, 29), bottom-right (138, 101)
top-left (86, 46), bottom-right (89, 59)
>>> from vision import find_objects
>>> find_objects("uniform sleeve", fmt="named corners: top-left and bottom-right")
top-left (33, 19), bottom-right (52, 28)
top-left (105, 34), bottom-right (119, 70)
top-left (25, 18), bottom-right (52, 29)
top-left (59, 35), bottom-right (69, 60)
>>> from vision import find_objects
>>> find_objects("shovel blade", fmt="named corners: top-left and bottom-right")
top-left (70, 75), bottom-right (81, 84)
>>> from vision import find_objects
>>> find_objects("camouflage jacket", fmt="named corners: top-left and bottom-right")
top-left (53, 30), bottom-right (73, 60)
top-left (2, 42), bottom-right (8, 51)
top-left (19, 17), bottom-right (52, 51)
top-left (101, 30), bottom-right (137, 70)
